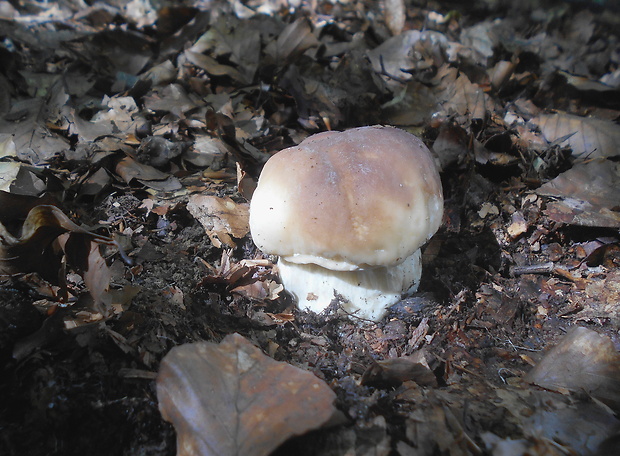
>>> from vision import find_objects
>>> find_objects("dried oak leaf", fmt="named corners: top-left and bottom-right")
top-left (157, 333), bottom-right (337, 456)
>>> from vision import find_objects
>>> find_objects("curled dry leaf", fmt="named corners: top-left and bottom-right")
top-left (536, 159), bottom-right (620, 228)
top-left (157, 333), bottom-right (338, 456)
top-left (432, 123), bottom-right (469, 170)
top-left (187, 194), bottom-right (249, 248)
top-left (525, 326), bottom-right (620, 412)
top-left (0, 192), bottom-right (117, 307)
top-left (530, 112), bottom-right (620, 158)
top-left (199, 250), bottom-right (281, 301)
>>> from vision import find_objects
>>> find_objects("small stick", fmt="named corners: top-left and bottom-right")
top-left (510, 262), bottom-right (554, 275)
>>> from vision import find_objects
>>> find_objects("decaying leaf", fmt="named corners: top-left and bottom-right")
top-left (507, 212), bottom-right (528, 239)
top-left (492, 386), bottom-right (620, 455)
top-left (536, 159), bottom-right (620, 228)
top-left (440, 70), bottom-right (488, 120)
top-left (400, 399), bottom-right (481, 455)
top-left (459, 20), bottom-right (499, 65)
top-left (525, 326), bottom-right (620, 412)
top-left (187, 194), bottom-right (249, 248)
top-left (185, 17), bottom-right (262, 85)
top-left (199, 250), bottom-right (281, 301)
top-left (0, 192), bottom-right (118, 308)
top-left (383, 0), bottom-right (406, 36)
top-left (431, 123), bottom-right (469, 170)
top-left (67, 96), bottom-right (141, 142)
top-left (157, 333), bottom-right (338, 456)
top-left (0, 161), bottom-right (20, 192)
top-left (115, 156), bottom-right (182, 192)
top-left (264, 17), bottom-right (319, 64)
top-left (530, 112), bottom-right (620, 158)
top-left (367, 30), bottom-right (448, 89)
top-left (361, 350), bottom-right (438, 388)
top-left (0, 81), bottom-right (70, 164)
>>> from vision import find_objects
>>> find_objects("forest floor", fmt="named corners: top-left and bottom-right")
top-left (1, 0), bottom-right (620, 455)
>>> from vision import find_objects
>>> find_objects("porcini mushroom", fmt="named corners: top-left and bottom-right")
top-left (249, 126), bottom-right (443, 321)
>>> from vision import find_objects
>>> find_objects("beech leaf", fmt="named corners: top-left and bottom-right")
top-left (530, 112), bottom-right (620, 158)
top-left (525, 326), bottom-right (620, 412)
top-left (536, 159), bottom-right (620, 228)
top-left (157, 333), bottom-right (338, 456)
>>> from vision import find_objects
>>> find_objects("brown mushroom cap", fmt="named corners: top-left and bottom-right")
top-left (250, 126), bottom-right (443, 271)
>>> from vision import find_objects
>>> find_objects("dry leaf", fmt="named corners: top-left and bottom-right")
top-left (525, 326), bottom-right (620, 412)
top-left (367, 30), bottom-right (448, 89)
top-left (157, 333), bottom-right (337, 456)
top-left (536, 159), bottom-right (620, 228)
top-left (507, 212), bottom-right (528, 239)
top-left (264, 17), bottom-right (319, 64)
top-left (0, 194), bottom-right (118, 308)
top-left (115, 156), bottom-right (182, 191)
top-left (187, 194), bottom-right (249, 248)
top-left (199, 250), bottom-right (279, 301)
top-left (530, 112), bottom-right (620, 158)
top-left (383, 0), bottom-right (405, 36)
top-left (0, 83), bottom-right (70, 164)
top-left (432, 123), bottom-right (469, 169)
top-left (0, 161), bottom-right (20, 192)
top-left (361, 350), bottom-right (438, 388)
top-left (459, 20), bottom-right (499, 65)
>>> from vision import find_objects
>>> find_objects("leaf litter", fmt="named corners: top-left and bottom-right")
top-left (0, 0), bottom-right (619, 455)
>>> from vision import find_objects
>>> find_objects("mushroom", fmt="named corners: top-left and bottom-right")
top-left (249, 126), bottom-right (443, 321)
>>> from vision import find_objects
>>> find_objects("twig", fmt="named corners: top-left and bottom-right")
top-left (510, 262), bottom-right (554, 275)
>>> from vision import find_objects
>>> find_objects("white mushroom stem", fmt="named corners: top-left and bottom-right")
top-left (277, 249), bottom-right (422, 321)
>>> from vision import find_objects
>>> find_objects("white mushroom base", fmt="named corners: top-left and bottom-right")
top-left (277, 250), bottom-right (422, 321)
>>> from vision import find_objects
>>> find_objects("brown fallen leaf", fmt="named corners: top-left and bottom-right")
top-left (507, 212), bottom-right (528, 239)
top-left (490, 385), bottom-right (619, 455)
top-left (264, 17), bottom-right (319, 64)
top-left (525, 326), bottom-right (620, 412)
top-left (0, 194), bottom-right (120, 308)
top-left (361, 350), bottom-right (438, 388)
top-left (199, 250), bottom-right (281, 301)
top-left (383, 0), bottom-right (406, 36)
top-left (186, 194), bottom-right (249, 248)
top-left (157, 333), bottom-right (338, 456)
top-left (530, 112), bottom-right (620, 158)
top-left (115, 156), bottom-right (182, 191)
top-left (367, 30), bottom-right (448, 89)
top-left (536, 159), bottom-right (620, 228)
top-left (431, 123), bottom-right (469, 170)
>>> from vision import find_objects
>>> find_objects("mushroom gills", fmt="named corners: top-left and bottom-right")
top-left (277, 250), bottom-right (422, 321)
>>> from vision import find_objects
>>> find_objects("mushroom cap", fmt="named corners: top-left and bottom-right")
top-left (249, 126), bottom-right (443, 271)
